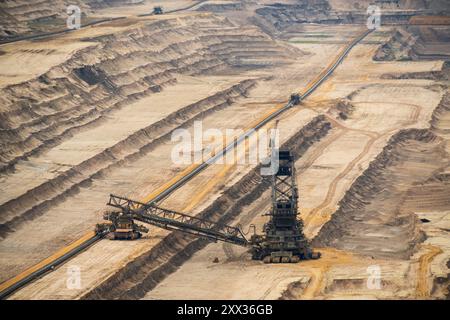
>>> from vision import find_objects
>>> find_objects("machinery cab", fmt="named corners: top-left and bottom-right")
top-left (290, 93), bottom-right (301, 106)
top-left (101, 211), bottom-right (148, 240)
top-left (153, 6), bottom-right (163, 15)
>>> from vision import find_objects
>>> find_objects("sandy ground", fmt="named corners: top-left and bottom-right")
top-left (3, 20), bottom-right (352, 298)
top-left (0, 13), bottom-right (197, 87)
top-left (1, 4), bottom-right (449, 300)
top-left (143, 29), bottom-right (449, 300)
top-left (90, 0), bottom-right (203, 18)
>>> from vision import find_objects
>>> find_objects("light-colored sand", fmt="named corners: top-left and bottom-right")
top-left (142, 28), bottom-right (449, 300)
top-left (2, 10), bottom-right (449, 300)
top-left (3, 23), bottom-right (345, 297)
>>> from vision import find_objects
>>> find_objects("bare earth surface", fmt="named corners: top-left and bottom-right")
top-left (144, 29), bottom-right (450, 300)
top-left (1, 1), bottom-right (449, 300)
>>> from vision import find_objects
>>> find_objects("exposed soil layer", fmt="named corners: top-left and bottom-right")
top-left (251, 1), bottom-right (349, 37)
top-left (314, 128), bottom-right (449, 259)
top-left (382, 61), bottom-right (450, 80)
top-left (0, 0), bottom-right (144, 39)
top-left (404, 92), bottom-right (450, 210)
top-left (3, 0), bottom-right (449, 41)
top-left (250, 1), bottom-right (437, 37)
top-left (328, 0), bottom-right (450, 13)
top-left (0, 79), bottom-right (256, 238)
top-left (0, 15), bottom-right (298, 174)
top-left (432, 259), bottom-right (450, 299)
top-left (83, 15), bottom-right (450, 300)
top-left (374, 26), bottom-right (450, 61)
top-left (0, 12), bottom-right (305, 242)
top-left (1, 1), bottom-right (450, 301)
top-left (430, 92), bottom-right (450, 135)
top-left (196, 2), bottom-right (245, 13)
top-left (279, 279), bottom-right (308, 300)
top-left (82, 115), bottom-right (332, 299)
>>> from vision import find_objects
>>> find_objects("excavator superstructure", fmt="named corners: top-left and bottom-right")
top-left (97, 150), bottom-right (320, 263)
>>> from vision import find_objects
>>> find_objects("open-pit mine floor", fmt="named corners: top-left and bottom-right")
top-left (143, 29), bottom-right (450, 300)
top-left (1, 1), bottom-right (450, 300)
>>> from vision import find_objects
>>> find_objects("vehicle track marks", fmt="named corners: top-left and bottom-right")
top-left (304, 102), bottom-right (422, 236)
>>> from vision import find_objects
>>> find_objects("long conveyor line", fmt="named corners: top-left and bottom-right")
top-left (0, 28), bottom-right (372, 299)
top-left (0, 1), bottom-right (209, 46)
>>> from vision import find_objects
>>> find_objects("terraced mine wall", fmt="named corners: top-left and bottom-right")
top-left (0, 15), bottom-right (300, 176)
top-left (430, 92), bottom-right (450, 135)
top-left (382, 61), bottom-right (450, 80)
top-left (314, 128), bottom-right (449, 259)
top-left (0, 13), bottom-right (305, 238)
top-left (196, 2), bottom-right (245, 13)
top-left (0, 79), bottom-right (257, 238)
top-left (3, 0), bottom-right (449, 40)
top-left (251, 3), bottom-right (422, 36)
top-left (403, 93), bottom-right (450, 214)
top-left (82, 115), bottom-right (332, 299)
top-left (0, 0), bottom-right (144, 39)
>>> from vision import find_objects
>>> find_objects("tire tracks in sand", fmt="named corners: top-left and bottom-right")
top-left (300, 101), bottom-right (422, 298)
top-left (304, 101), bottom-right (421, 236)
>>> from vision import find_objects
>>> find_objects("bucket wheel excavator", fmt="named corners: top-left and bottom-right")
top-left (96, 150), bottom-right (320, 263)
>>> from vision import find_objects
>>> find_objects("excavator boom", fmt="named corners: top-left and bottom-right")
top-left (107, 194), bottom-right (249, 246)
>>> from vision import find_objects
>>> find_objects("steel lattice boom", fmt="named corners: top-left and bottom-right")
top-left (107, 194), bottom-right (249, 246)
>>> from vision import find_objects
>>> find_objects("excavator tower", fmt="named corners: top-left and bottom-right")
top-left (250, 150), bottom-right (320, 263)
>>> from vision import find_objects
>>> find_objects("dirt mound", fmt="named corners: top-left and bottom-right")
top-left (279, 280), bottom-right (308, 300)
top-left (314, 129), bottom-right (449, 259)
top-left (327, 99), bottom-right (355, 120)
